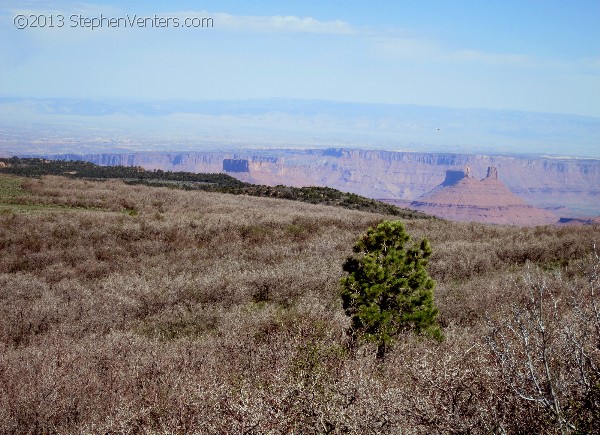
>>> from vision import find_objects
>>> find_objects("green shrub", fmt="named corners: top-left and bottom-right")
top-left (341, 220), bottom-right (442, 359)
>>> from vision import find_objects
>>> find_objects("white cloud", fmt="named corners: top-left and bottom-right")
top-left (2, 4), bottom-right (358, 39)
top-left (370, 35), bottom-right (539, 69)
top-left (169, 10), bottom-right (356, 35)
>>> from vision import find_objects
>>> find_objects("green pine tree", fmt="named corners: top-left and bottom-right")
top-left (341, 220), bottom-right (442, 359)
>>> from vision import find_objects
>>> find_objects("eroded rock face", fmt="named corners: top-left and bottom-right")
top-left (47, 149), bottom-right (600, 216)
top-left (223, 159), bottom-right (249, 173)
top-left (409, 167), bottom-right (558, 225)
top-left (486, 167), bottom-right (498, 179)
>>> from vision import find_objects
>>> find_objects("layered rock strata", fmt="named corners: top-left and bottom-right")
top-left (409, 166), bottom-right (558, 225)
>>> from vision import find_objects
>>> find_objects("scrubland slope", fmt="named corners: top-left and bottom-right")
top-left (1, 175), bottom-right (599, 433)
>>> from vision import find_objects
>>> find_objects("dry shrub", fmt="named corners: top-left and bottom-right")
top-left (1, 175), bottom-right (599, 433)
top-left (486, 258), bottom-right (600, 433)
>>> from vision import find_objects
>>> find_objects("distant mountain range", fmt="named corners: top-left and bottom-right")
top-left (1, 97), bottom-right (599, 157)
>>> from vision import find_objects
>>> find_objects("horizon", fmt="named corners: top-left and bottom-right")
top-left (1, 96), bottom-right (599, 158)
top-left (4, 95), bottom-right (600, 119)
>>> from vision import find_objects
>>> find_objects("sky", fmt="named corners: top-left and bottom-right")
top-left (0, 0), bottom-right (599, 117)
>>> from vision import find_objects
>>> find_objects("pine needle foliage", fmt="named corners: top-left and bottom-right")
top-left (341, 220), bottom-right (443, 359)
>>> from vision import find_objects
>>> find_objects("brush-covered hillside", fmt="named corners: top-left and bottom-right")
top-left (0, 157), bottom-right (426, 219)
top-left (1, 173), bottom-right (599, 433)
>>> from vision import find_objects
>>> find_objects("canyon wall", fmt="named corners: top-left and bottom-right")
top-left (52, 149), bottom-right (600, 216)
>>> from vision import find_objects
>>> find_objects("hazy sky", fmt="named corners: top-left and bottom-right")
top-left (1, 0), bottom-right (599, 117)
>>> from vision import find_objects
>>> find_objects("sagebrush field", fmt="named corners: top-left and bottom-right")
top-left (1, 174), bottom-right (599, 433)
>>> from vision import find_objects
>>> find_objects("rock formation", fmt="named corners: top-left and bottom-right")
top-left (46, 149), bottom-right (600, 216)
top-left (409, 167), bottom-right (559, 225)
top-left (223, 159), bottom-right (250, 173)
